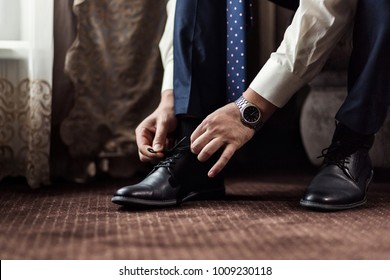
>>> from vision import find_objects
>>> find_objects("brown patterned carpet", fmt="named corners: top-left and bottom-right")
top-left (1, 169), bottom-right (390, 260)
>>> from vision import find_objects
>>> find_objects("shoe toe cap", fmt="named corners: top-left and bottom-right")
top-left (301, 168), bottom-right (366, 209)
top-left (114, 184), bottom-right (153, 198)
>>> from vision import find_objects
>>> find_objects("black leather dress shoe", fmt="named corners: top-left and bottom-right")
top-left (300, 125), bottom-right (374, 211)
top-left (112, 144), bottom-right (225, 207)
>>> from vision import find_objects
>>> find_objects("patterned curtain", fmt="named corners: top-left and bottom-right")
top-left (0, 0), bottom-right (54, 188)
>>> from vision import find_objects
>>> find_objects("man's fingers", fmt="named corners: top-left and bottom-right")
top-left (152, 121), bottom-right (168, 152)
top-left (191, 121), bottom-right (216, 155)
top-left (136, 125), bottom-right (166, 161)
top-left (190, 131), bottom-right (210, 155)
top-left (136, 125), bottom-right (155, 148)
top-left (208, 145), bottom-right (236, 178)
top-left (197, 138), bottom-right (223, 162)
top-left (190, 121), bottom-right (205, 144)
top-left (138, 150), bottom-right (165, 163)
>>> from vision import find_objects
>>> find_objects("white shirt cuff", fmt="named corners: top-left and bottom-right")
top-left (249, 59), bottom-right (306, 108)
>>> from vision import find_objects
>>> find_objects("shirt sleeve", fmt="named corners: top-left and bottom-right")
top-left (159, 0), bottom-right (176, 93)
top-left (250, 0), bottom-right (358, 107)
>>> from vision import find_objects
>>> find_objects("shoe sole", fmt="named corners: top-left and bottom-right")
top-left (299, 170), bottom-right (373, 211)
top-left (111, 188), bottom-right (225, 208)
top-left (299, 198), bottom-right (367, 211)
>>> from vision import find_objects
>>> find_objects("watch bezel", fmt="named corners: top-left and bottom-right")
top-left (235, 95), bottom-right (264, 131)
top-left (241, 103), bottom-right (262, 125)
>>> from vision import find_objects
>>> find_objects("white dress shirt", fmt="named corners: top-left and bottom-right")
top-left (159, 0), bottom-right (358, 108)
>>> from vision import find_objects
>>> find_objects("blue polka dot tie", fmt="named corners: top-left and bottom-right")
top-left (226, 0), bottom-right (253, 102)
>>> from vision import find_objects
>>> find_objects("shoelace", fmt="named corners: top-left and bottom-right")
top-left (317, 140), bottom-right (371, 181)
top-left (155, 137), bottom-right (189, 169)
top-left (318, 142), bottom-right (352, 170)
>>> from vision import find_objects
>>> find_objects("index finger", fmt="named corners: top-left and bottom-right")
top-left (136, 126), bottom-right (164, 160)
top-left (190, 121), bottom-right (205, 144)
top-left (207, 144), bottom-right (236, 178)
top-left (136, 126), bottom-right (155, 151)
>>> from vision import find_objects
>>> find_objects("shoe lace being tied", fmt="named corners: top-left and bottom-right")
top-left (155, 137), bottom-right (189, 168)
top-left (318, 143), bottom-right (351, 170)
top-left (317, 140), bottom-right (370, 171)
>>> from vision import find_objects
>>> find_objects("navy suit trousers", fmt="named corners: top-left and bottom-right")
top-left (336, 0), bottom-right (390, 134)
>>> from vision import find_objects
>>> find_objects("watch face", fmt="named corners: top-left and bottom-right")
top-left (243, 106), bottom-right (260, 123)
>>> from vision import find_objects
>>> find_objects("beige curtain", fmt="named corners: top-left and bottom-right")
top-left (245, 1), bottom-right (294, 90)
top-left (53, 0), bottom-right (167, 182)
top-left (0, 0), bottom-right (54, 188)
top-left (257, 1), bottom-right (294, 66)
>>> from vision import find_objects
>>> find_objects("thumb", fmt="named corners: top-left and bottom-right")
top-left (152, 122), bottom-right (168, 152)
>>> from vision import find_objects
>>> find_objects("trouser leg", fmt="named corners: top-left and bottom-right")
top-left (173, 0), bottom-right (227, 117)
top-left (336, 0), bottom-right (390, 135)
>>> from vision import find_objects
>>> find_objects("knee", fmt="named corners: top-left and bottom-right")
top-left (361, 0), bottom-right (390, 31)
top-left (353, 2), bottom-right (390, 45)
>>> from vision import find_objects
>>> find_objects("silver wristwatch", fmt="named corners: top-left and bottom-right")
top-left (234, 95), bottom-right (263, 131)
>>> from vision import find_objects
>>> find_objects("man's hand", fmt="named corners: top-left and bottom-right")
top-left (135, 90), bottom-right (177, 162)
top-left (190, 88), bottom-right (277, 177)
top-left (190, 102), bottom-right (255, 178)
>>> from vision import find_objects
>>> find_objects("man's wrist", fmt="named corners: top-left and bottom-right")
top-left (234, 96), bottom-right (263, 131)
top-left (160, 89), bottom-right (174, 109)
top-left (242, 88), bottom-right (277, 122)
